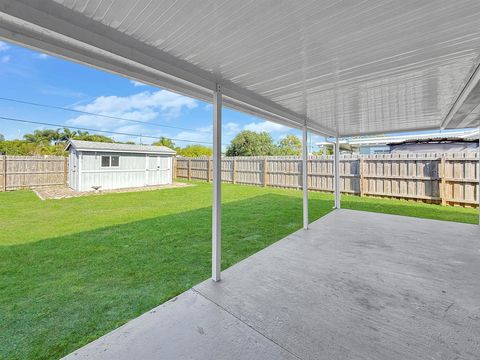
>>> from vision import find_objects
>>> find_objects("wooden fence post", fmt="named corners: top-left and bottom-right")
top-left (440, 155), bottom-right (447, 206)
top-left (2, 155), bottom-right (6, 191)
top-left (63, 157), bottom-right (68, 186)
top-left (263, 158), bottom-right (268, 187)
top-left (359, 157), bottom-right (364, 197)
top-left (307, 158), bottom-right (310, 191)
top-left (232, 158), bottom-right (236, 184)
top-left (207, 158), bottom-right (211, 182)
top-left (188, 159), bottom-right (191, 180)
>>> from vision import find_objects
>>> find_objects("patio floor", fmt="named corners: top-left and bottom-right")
top-left (63, 209), bottom-right (480, 360)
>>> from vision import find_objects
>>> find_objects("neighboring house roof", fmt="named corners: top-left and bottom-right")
top-left (316, 129), bottom-right (480, 147)
top-left (387, 138), bottom-right (477, 146)
top-left (389, 140), bottom-right (478, 153)
top-left (65, 140), bottom-right (176, 155)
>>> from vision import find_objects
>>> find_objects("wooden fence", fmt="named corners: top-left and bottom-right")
top-left (174, 153), bottom-right (480, 207)
top-left (1, 154), bottom-right (478, 207)
top-left (0, 155), bottom-right (67, 191)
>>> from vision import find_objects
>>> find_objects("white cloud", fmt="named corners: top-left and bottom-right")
top-left (66, 90), bottom-right (198, 141)
top-left (36, 53), bottom-right (50, 59)
top-left (197, 125), bottom-right (213, 132)
top-left (130, 79), bottom-right (146, 87)
top-left (224, 122), bottom-right (240, 136)
top-left (0, 41), bottom-right (9, 52)
top-left (174, 125), bottom-right (212, 145)
top-left (110, 124), bottom-right (149, 143)
top-left (70, 90), bottom-right (196, 122)
top-left (243, 120), bottom-right (288, 133)
top-left (0, 55), bottom-right (10, 63)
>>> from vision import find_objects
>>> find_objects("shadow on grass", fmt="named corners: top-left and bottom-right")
top-left (0, 193), bottom-right (332, 360)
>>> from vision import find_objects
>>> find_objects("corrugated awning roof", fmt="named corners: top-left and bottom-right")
top-left (66, 140), bottom-right (176, 154)
top-left (1, 1), bottom-right (480, 136)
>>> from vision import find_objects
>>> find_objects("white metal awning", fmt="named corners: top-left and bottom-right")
top-left (1, 0), bottom-right (480, 136)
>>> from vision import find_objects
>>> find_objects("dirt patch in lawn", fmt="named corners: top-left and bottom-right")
top-left (33, 182), bottom-right (193, 200)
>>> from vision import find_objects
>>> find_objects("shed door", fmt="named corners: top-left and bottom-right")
top-left (146, 155), bottom-right (160, 185)
top-left (146, 156), bottom-right (171, 185)
top-left (158, 156), bottom-right (172, 184)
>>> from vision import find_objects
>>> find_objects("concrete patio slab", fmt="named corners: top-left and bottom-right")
top-left (196, 210), bottom-right (480, 360)
top-left (63, 289), bottom-right (298, 360)
top-left (64, 210), bottom-right (480, 360)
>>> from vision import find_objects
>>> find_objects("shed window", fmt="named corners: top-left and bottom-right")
top-left (111, 156), bottom-right (119, 167)
top-left (101, 155), bottom-right (120, 167)
top-left (101, 156), bottom-right (110, 167)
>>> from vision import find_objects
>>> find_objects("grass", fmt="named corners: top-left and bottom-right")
top-left (0, 182), bottom-right (477, 359)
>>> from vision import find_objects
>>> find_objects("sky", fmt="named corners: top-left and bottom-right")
top-left (0, 39), bottom-right (324, 151)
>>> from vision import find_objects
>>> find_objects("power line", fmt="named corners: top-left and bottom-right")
top-left (0, 96), bottom-right (210, 133)
top-left (0, 116), bottom-right (212, 145)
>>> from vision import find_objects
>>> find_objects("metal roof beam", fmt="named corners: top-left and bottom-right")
top-left (441, 61), bottom-right (480, 130)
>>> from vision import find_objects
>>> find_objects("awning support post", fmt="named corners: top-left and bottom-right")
top-left (478, 127), bottom-right (479, 225)
top-left (302, 124), bottom-right (309, 229)
top-left (334, 137), bottom-right (341, 209)
top-left (212, 84), bottom-right (222, 282)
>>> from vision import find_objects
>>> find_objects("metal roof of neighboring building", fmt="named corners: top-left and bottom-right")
top-left (317, 129), bottom-right (480, 147)
top-left (65, 140), bottom-right (176, 155)
top-left (1, 1), bottom-right (480, 136)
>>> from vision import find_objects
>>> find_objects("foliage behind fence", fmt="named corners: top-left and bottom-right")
top-left (174, 153), bottom-right (479, 207)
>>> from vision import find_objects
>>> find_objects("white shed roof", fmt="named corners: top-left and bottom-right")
top-left (66, 140), bottom-right (176, 155)
top-left (1, 1), bottom-right (480, 136)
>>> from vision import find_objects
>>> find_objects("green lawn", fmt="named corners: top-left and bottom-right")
top-left (0, 182), bottom-right (477, 359)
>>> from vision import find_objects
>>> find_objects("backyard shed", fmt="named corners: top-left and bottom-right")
top-left (65, 140), bottom-right (175, 192)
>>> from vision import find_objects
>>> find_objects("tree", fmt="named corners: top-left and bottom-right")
top-left (226, 130), bottom-right (277, 156)
top-left (5, 128), bottom-right (116, 156)
top-left (75, 130), bottom-right (90, 138)
top-left (51, 129), bottom-right (62, 145)
top-left (177, 144), bottom-right (212, 157)
top-left (73, 132), bottom-right (114, 143)
top-left (0, 139), bottom-right (66, 156)
top-left (312, 147), bottom-right (333, 155)
top-left (60, 128), bottom-right (77, 142)
top-left (24, 129), bottom-right (60, 145)
top-left (152, 137), bottom-right (175, 149)
top-left (277, 135), bottom-right (302, 155)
